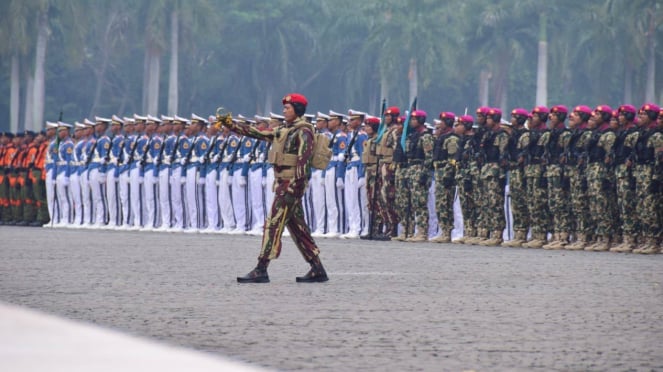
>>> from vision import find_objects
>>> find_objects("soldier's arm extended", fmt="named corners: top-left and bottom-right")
top-left (230, 122), bottom-right (275, 143)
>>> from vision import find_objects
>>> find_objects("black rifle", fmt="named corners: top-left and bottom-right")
top-left (363, 99), bottom-right (388, 241)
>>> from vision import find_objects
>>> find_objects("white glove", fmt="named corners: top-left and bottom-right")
top-left (338, 153), bottom-right (345, 162)
top-left (211, 154), bottom-right (220, 163)
top-left (138, 176), bottom-right (144, 184)
top-left (180, 158), bottom-right (187, 165)
top-left (60, 177), bottom-right (69, 187)
top-left (197, 176), bottom-right (206, 185)
top-left (180, 177), bottom-right (186, 184)
top-left (242, 154), bottom-right (251, 162)
top-left (358, 177), bottom-right (366, 188)
top-left (198, 159), bottom-right (205, 166)
top-left (336, 178), bottom-right (344, 189)
top-left (98, 172), bottom-right (107, 183)
top-left (238, 176), bottom-right (247, 186)
top-left (215, 180), bottom-right (220, 186)
top-left (99, 158), bottom-right (107, 165)
top-left (261, 178), bottom-right (267, 187)
top-left (320, 176), bottom-right (325, 186)
top-left (227, 177), bottom-right (233, 186)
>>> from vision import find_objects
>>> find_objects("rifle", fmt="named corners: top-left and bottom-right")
top-left (154, 134), bottom-right (167, 167)
top-left (182, 135), bottom-right (198, 167)
top-left (365, 100), bottom-right (388, 240)
top-left (344, 129), bottom-right (359, 165)
top-left (85, 136), bottom-right (98, 166)
top-left (375, 98), bottom-right (388, 144)
top-left (228, 136), bottom-right (245, 165)
top-left (140, 135), bottom-right (154, 167)
top-left (399, 97), bottom-right (418, 152)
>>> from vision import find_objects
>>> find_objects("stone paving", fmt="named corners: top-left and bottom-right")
top-left (1, 226), bottom-right (662, 371)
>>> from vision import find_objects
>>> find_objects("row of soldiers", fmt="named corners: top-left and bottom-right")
top-left (1, 102), bottom-right (661, 255)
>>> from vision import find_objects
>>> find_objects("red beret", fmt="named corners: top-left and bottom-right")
top-left (612, 110), bottom-right (619, 118)
top-left (385, 106), bottom-right (400, 116)
top-left (365, 117), bottom-right (381, 125)
top-left (476, 106), bottom-right (491, 115)
top-left (640, 103), bottom-right (660, 113)
top-left (551, 105), bottom-right (568, 114)
top-left (458, 115), bottom-right (474, 123)
top-left (511, 108), bottom-right (529, 117)
top-left (488, 108), bottom-right (502, 116)
top-left (531, 106), bottom-right (549, 115)
top-left (439, 112), bottom-right (455, 120)
top-left (573, 105), bottom-right (593, 115)
top-left (411, 110), bottom-right (427, 117)
top-left (618, 104), bottom-right (636, 114)
top-left (282, 93), bottom-right (307, 106)
top-left (594, 105), bottom-right (613, 114)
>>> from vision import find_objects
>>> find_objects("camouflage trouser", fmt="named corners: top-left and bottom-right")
top-left (395, 165), bottom-right (413, 234)
top-left (259, 179), bottom-right (320, 262)
top-left (434, 168), bottom-right (455, 231)
top-left (546, 165), bottom-right (571, 233)
top-left (32, 170), bottom-right (49, 224)
top-left (365, 166), bottom-right (383, 229)
top-left (634, 165), bottom-right (659, 239)
top-left (10, 174), bottom-right (23, 222)
top-left (467, 162), bottom-right (483, 230)
top-left (480, 163), bottom-right (505, 232)
top-left (615, 165), bottom-right (637, 236)
top-left (509, 168), bottom-right (528, 233)
top-left (456, 167), bottom-right (478, 233)
top-left (378, 163), bottom-right (398, 228)
top-left (566, 166), bottom-right (591, 237)
top-left (586, 163), bottom-right (616, 237)
top-left (411, 165), bottom-right (431, 233)
top-left (526, 165), bottom-right (550, 235)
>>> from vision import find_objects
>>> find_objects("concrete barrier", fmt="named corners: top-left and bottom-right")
top-left (0, 302), bottom-right (267, 372)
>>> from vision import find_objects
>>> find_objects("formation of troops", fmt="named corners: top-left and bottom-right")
top-left (0, 102), bottom-right (661, 254)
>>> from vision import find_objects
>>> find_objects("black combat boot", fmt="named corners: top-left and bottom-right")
top-left (296, 256), bottom-right (329, 283)
top-left (237, 259), bottom-right (270, 283)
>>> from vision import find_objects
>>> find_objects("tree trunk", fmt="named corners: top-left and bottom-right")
top-left (147, 47), bottom-right (161, 115)
top-left (408, 58), bottom-right (418, 105)
top-left (10, 54), bottom-right (20, 133)
top-left (263, 86), bottom-right (273, 115)
top-left (535, 13), bottom-right (547, 107)
top-left (24, 72), bottom-right (34, 132)
top-left (142, 48), bottom-right (150, 113)
top-left (167, 9), bottom-right (179, 116)
top-left (479, 68), bottom-right (490, 106)
top-left (32, 10), bottom-right (49, 131)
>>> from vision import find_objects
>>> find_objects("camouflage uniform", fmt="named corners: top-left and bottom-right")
top-left (392, 134), bottom-right (412, 240)
top-left (431, 130), bottom-right (460, 242)
top-left (502, 127), bottom-right (529, 246)
top-left (405, 126), bottom-right (434, 242)
top-left (609, 126), bottom-right (639, 252)
top-left (376, 126), bottom-right (399, 237)
top-left (454, 132), bottom-right (480, 243)
top-left (542, 127), bottom-right (572, 249)
top-left (362, 135), bottom-right (382, 235)
top-left (584, 127), bottom-right (617, 251)
top-left (523, 129), bottom-right (551, 247)
top-left (632, 126), bottom-right (662, 253)
top-left (477, 126), bottom-right (509, 245)
top-left (564, 128), bottom-right (593, 250)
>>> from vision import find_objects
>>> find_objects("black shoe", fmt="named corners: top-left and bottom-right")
top-left (29, 221), bottom-right (42, 227)
top-left (296, 268), bottom-right (329, 283)
top-left (5, 221), bottom-right (16, 226)
top-left (237, 268), bottom-right (270, 283)
top-left (16, 221), bottom-right (28, 226)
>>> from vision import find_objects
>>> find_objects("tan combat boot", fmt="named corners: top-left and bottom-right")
top-left (566, 233), bottom-right (588, 250)
top-left (590, 235), bottom-right (610, 252)
top-left (430, 230), bottom-right (451, 243)
top-left (632, 237), bottom-right (660, 254)
top-left (523, 233), bottom-right (546, 248)
top-left (470, 228), bottom-right (489, 245)
top-left (609, 235), bottom-right (635, 253)
top-left (406, 229), bottom-right (428, 242)
top-left (542, 233), bottom-right (560, 249)
top-left (480, 230), bottom-right (504, 246)
top-left (501, 230), bottom-right (527, 247)
top-left (544, 232), bottom-right (569, 250)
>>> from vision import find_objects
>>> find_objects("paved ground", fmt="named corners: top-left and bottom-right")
top-left (1, 226), bottom-right (662, 371)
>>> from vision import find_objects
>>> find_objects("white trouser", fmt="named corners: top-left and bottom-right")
top-left (169, 168), bottom-right (184, 229)
top-left (185, 167), bottom-right (199, 229)
top-left (80, 170), bottom-right (92, 225)
top-left (129, 167), bottom-right (143, 227)
top-left (427, 178), bottom-right (438, 238)
top-left (118, 170), bottom-right (131, 225)
top-left (310, 169), bottom-right (326, 233)
top-left (359, 175), bottom-right (368, 235)
top-left (144, 169), bottom-right (158, 228)
top-left (106, 169), bottom-right (119, 226)
top-left (55, 173), bottom-right (70, 224)
top-left (264, 167), bottom-right (275, 214)
top-left (218, 168), bottom-right (235, 229)
top-left (158, 167), bottom-right (170, 228)
top-left (69, 173), bottom-right (82, 225)
top-left (324, 167), bottom-right (343, 234)
top-left (248, 167), bottom-right (264, 231)
top-left (89, 168), bottom-right (107, 225)
top-left (344, 166), bottom-right (360, 234)
top-left (205, 169), bottom-right (219, 230)
top-left (232, 169), bottom-right (248, 231)
top-left (45, 169), bottom-right (58, 223)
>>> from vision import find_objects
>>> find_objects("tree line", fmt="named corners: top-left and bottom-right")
top-left (0, 0), bottom-right (661, 132)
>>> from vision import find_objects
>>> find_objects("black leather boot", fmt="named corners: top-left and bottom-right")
top-left (296, 256), bottom-right (328, 283)
top-left (237, 259), bottom-right (270, 283)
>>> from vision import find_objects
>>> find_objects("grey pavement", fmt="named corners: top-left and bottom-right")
top-left (1, 226), bottom-right (662, 371)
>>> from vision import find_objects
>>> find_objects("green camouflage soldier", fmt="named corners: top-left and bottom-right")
top-left (632, 103), bottom-right (662, 254)
top-left (453, 115), bottom-right (479, 243)
top-left (405, 110), bottom-right (434, 242)
top-left (542, 105), bottom-right (573, 249)
top-left (584, 105), bottom-right (617, 252)
top-left (392, 119), bottom-right (412, 241)
top-left (565, 106), bottom-right (595, 250)
top-left (376, 107), bottom-right (401, 238)
top-left (477, 108), bottom-right (509, 246)
top-left (502, 108), bottom-right (530, 247)
top-left (523, 106), bottom-right (552, 248)
top-left (361, 116), bottom-right (383, 237)
top-left (610, 105), bottom-right (640, 252)
top-left (430, 112), bottom-right (460, 243)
